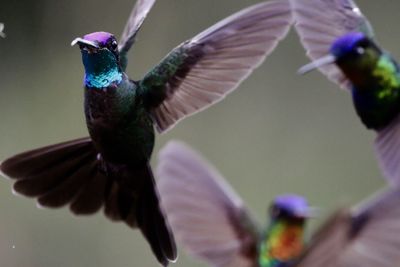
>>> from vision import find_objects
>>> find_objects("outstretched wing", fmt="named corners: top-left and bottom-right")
top-left (118, 0), bottom-right (156, 71)
top-left (140, 0), bottom-right (293, 132)
top-left (295, 186), bottom-right (400, 267)
top-left (374, 115), bottom-right (400, 186)
top-left (291, 0), bottom-right (374, 90)
top-left (156, 141), bottom-right (260, 267)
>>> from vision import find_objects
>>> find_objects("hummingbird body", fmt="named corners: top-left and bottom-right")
top-left (157, 141), bottom-right (400, 267)
top-left (156, 142), bottom-right (311, 267)
top-left (293, 0), bottom-right (400, 185)
top-left (0, 0), bottom-right (294, 265)
top-left (80, 32), bottom-right (156, 164)
top-left (259, 219), bottom-right (305, 267)
top-left (331, 33), bottom-right (400, 130)
top-left (84, 75), bottom-right (155, 165)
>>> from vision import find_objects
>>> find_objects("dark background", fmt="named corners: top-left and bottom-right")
top-left (0, 1), bottom-right (398, 266)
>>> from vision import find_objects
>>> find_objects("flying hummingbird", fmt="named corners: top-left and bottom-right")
top-left (291, 0), bottom-right (400, 185)
top-left (0, 0), bottom-right (293, 265)
top-left (157, 141), bottom-right (400, 267)
top-left (156, 141), bottom-right (313, 267)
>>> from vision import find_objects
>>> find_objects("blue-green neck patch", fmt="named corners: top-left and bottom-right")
top-left (82, 49), bottom-right (122, 89)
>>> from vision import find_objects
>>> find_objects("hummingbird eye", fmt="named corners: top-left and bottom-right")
top-left (356, 47), bottom-right (365, 55)
top-left (110, 40), bottom-right (118, 50)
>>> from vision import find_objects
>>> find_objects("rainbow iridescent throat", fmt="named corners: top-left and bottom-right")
top-left (258, 219), bottom-right (305, 267)
top-left (82, 49), bottom-right (122, 89)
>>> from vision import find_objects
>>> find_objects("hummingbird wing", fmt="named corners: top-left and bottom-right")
top-left (374, 115), bottom-right (400, 186)
top-left (156, 141), bottom-right (260, 267)
top-left (139, 0), bottom-right (292, 133)
top-left (118, 0), bottom-right (156, 71)
top-left (295, 186), bottom-right (400, 267)
top-left (291, 0), bottom-right (374, 90)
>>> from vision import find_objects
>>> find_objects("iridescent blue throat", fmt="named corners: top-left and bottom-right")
top-left (82, 49), bottom-right (122, 89)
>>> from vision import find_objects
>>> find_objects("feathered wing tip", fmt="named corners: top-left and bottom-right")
top-left (374, 115), bottom-right (400, 186)
top-left (290, 0), bottom-right (374, 90)
top-left (0, 138), bottom-right (109, 214)
top-left (145, 0), bottom-right (293, 133)
top-left (156, 141), bottom-right (259, 267)
top-left (118, 0), bottom-right (156, 70)
top-left (296, 186), bottom-right (400, 267)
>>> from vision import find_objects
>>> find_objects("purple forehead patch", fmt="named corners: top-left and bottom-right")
top-left (274, 194), bottom-right (308, 211)
top-left (83, 32), bottom-right (114, 46)
top-left (331, 32), bottom-right (366, 56)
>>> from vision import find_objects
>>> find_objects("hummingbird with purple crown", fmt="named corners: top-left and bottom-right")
top-left (291, 0), bottom-right (400, 186)
top-left (0, 0), bottom-right (293, 265)
top-left (157, 141), bottom-right (400, 267)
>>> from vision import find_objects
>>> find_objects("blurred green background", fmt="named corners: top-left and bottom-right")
top-left (0, 0), bottom-right (398, 266)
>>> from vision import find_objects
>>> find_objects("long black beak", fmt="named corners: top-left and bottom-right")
top-left (70, 37), bottom-right (99, 48)
top-left (298, 55), bottom-right (336, 75)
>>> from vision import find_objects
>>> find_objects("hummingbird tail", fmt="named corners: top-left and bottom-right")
top-left (103, 164), bottom-right (177, 266)
top-left (137, 165), bottom-right (177, 266)
top-left (0, 139), bottom-right (177, 265)
top-left (0, 137), bottom-right (110, 214)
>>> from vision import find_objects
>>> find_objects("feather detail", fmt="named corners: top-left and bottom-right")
top-left (296, 186), bottom-right (400, 267)
top-left (291, 0), bottom-right (374, 90)
top-left (141, 0), bottom-right (293, 132)
top-left (118, 0), bottom-right (156, 70)
top-left (374, 114), bottom-right (400, 186)
top-left (156, 141), bottom-right (259, 267)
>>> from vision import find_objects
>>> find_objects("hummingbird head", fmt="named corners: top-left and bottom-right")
top-left (269, 194), bottom-right (314, 221)
top-left (71, 32), bottom-right (123, 88)
top-left (331, 32), bottom-right (381, 70)
top-left (298, 32), bottom-right (382, 84)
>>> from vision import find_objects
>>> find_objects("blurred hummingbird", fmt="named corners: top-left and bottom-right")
top-left (291, 0), bottom-right (400, 186)
top-left (157, 141), bottom-right (313, 267)
top-left (0, 0), bottom-right (293, 265)
top-left (157, 141), bottom-right (400, 267)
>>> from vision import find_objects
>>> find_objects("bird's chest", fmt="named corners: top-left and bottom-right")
top-left (352, 84), bottom-right (400, 130)
top-left (84, 86), bottom-right (155, 164)
top-left (351, 57), bottom-right (400, 130)
top-left (258, 225), bottom-right (303, 267)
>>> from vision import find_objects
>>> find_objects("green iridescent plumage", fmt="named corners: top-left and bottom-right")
top-left (292, 0), bottom-right (400, 185)
top-left (330, 36), bottom-right (400, 130)
top-left (0, 0), bottom-right (294, 266)
top-left (259, 219), bottom-right (305, 267)
top-left (156, 141), bottom-right (311, 267)
top-left (157, 141), bottom-right (400, 267)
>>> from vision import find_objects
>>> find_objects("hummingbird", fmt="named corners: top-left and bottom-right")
top-left (157, 141), bottom-right (400, 267)
top-left (0, 0), bottom-right (293, 265)
top-left (156, 141), bottom-right (313, 267)
top-left (291, 0), bottom-right (400, 185)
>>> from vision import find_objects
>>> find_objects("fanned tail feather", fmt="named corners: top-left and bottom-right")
top-left (0, 137), bottom-right (107, 214)
top-left (0, 138), bottom-right (177, 266)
